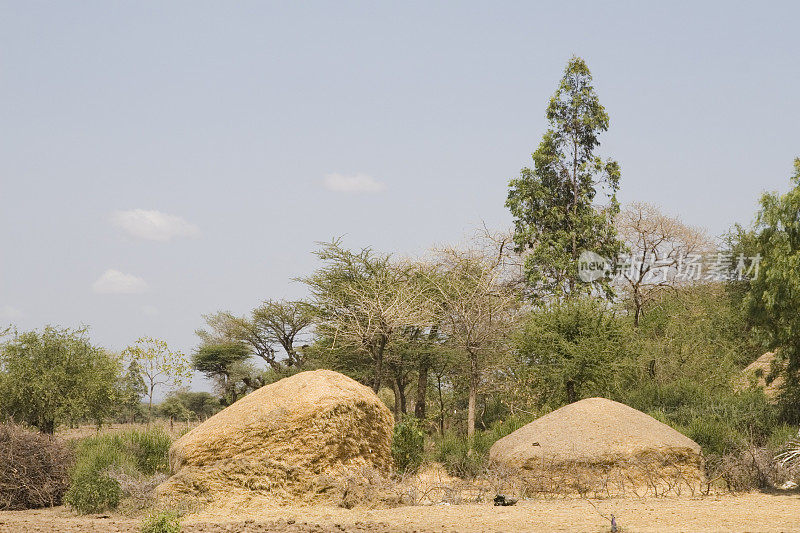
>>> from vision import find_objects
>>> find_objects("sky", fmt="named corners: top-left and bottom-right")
top-left (1, 2), bottom-right (798, 394)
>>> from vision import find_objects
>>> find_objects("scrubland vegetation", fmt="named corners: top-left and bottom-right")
top-left (2, 57), bottom-right (800, 531)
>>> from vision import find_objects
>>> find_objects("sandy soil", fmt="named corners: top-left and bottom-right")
top-left (2, 493), bottom-right (800, 533)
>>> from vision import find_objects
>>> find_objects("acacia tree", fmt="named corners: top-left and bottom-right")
top-left (424, 246), bottom-right (519, 442)
top-left (198, 299), bottom-right (314, 371)
top-left (507, 56), bottom-right (623, 299)
top-left (743, 158), bottom-right (800, 420)
top-left (303, 240), bottom-right (431, 393)
top-left (123, 337), bottom-right (191, 421)
top-left (192, 341), bottom-right (251, 404)
top-left (616, 202), bottom-right (712, 326)
top-left (251, 299), bottom-right (314, 368)
top-left (0, 326), bottom-right (121, 433)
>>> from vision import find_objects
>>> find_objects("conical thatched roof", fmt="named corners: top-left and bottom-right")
top-left (491, 397), bottom-right (700, 467)
top-left (489, 398), bottom-right (703, 496)
top-left (158, 369), bottom-right (394, 505)
top-left (739, 352), bottom-right (783, 399)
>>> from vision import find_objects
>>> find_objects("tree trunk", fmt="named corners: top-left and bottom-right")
top-left (41, 419), bottom-right (55, 435)
top-left (147, 384), bottom-right (155, 424)
top-left (392, 379), bottom-right (402, 418)
top-left (565, 380), bottom-right (576, 404)
top-left (467, 357), bottom-right (478, 444)
top-left (372, 336), bottom-right (387, 393)
top-left (633, 290), bottom-right (642, 327)
top-left (415, 359), bottom-right (429, 419)
top-left (437, 374), bottom-right (445, 435)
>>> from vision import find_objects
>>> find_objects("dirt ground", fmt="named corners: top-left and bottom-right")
top-left (2, 493), bottom-right (800, 533)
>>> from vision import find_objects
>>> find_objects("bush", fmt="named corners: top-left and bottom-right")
top-left (64, 472), bottom-right (121, 514)
top-left (391, 417), bottom-right (425, 474)
top-left (0, 423), bottom-right (73, 510)
top-left (433, 414), bottom-right (535, 478)
top-left (628, 381), bottom-right (780, 455)
top-left (141, 510), bottom-right (181, 533)
top-left (64, 427), bottom-right (171, 514)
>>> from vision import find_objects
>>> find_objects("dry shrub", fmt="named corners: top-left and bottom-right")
top-left (484, 450), bottom-right (704, 499)
top-left (322, 464), bottom-right (493, 509)
top-left (705, 444), bottom-right (799, 492)
top-left (0, 423), bottom-right (73, 510)
top-left (159, 370), bottom-right (394, 507)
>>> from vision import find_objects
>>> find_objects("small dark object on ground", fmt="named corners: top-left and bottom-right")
top-left (611, 513), bottom-right (618, 532)
top-left (493, 494), bottom-right (517, 506)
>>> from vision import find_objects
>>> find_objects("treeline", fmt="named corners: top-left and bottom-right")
top-left (2, 58), bottom-right (800, 472)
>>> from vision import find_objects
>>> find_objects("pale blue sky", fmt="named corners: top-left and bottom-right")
top-left (1, 2), bottom-right (798, 393)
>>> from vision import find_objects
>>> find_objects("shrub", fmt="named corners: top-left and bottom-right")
top-left (141, 510), bottom-right (181, 533)
top-left (433, 414), bottom-right (535, 478)
top-left (0, 423), bottom-right (73, 510)
top-left (126, 428), bottom-right (172, 475)
top-left (65, 427), bottom-right (171, 514)
top-left (64, 472), bottom-right (121, 514)
top-left (391, 417), bottom-right (425, 474)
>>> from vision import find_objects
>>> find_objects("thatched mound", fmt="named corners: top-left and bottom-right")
top-left (158, 370), bottom-right (394, 505)
top-left (490, 398), bottom-right (703, 496)
top-left (739, 352), bottom-right (783, 399)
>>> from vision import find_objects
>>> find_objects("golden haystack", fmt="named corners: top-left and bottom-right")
top-left (739, 352), bottom-right (783, 399)
top-left (157, 369), bottom-right (394, 506)
top-left (490, 398), bottom-right (704, 496)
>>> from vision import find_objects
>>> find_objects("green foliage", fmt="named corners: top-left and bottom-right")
top-left (0, 326), bottom-right (121, 433)
top-left (193, 342), bottom-right (250, 378)
top-left (391, 417), bottom-right (425, 474)
top-left (118, 360), bottom-right (147, 423)
top-left (123, 337), bottom-right (192, 421)
top-left (168, 391), bottom-right (221, 420)
top-left (65, 470), bottom-right (121, 514)
top-left (627, 380), bottom-right (778, 455)
top-left (633, 284), bottom-right (759, 382)
top-left (158, 395), bottom-right (193, 422)
top-left (140, 510), bottom-right (181, 533)
top-left (302, 240), bottom-right (430, 393)
top-left (515, 297), bottom-right (632, 405)
top-left (740, 160), bottom-right (800, 420)
top-left (433, 415), bottom-right (535, 478)
top-left (507, 56), bottom-right (623, 299)
top-left (64, 427), bottom-right (171, 514)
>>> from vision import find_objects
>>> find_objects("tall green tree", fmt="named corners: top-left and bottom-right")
top-left (743, 158), bottom-right (800, 420)
top-left (0, 326), bottom-right (121, 433)
top-left (507, 56), bottom-right (623, 299)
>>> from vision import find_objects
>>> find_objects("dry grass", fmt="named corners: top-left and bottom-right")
top-left (158, 370), bottom-right (395, 507)
top-left (489, 397), bottom-right (704, 497)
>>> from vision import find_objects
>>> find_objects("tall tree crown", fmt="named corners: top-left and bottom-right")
top-left (507, 56), bottom-right (623, 300)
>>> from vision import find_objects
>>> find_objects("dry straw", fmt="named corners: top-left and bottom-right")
top-left (157, 370), bottom-right (394, 507)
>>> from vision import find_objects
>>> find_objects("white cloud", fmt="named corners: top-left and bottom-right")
top-left (141, 304), bottom-right (159, 316)
top-left (323, 173), bottom-right (386, 193)
top-left (92, 269), bottom-right (149, 294)
top-left (0, 305), bottom-right (24, 320)
top-left (111, 209), bottom-right (200, 242)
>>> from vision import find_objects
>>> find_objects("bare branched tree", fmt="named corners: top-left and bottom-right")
top-left (616, 202), bottom-right (713, 326)
top-left (423, 244), bottom-right (520, 443)
top-left (303, 240), bottom-right (432, 393)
